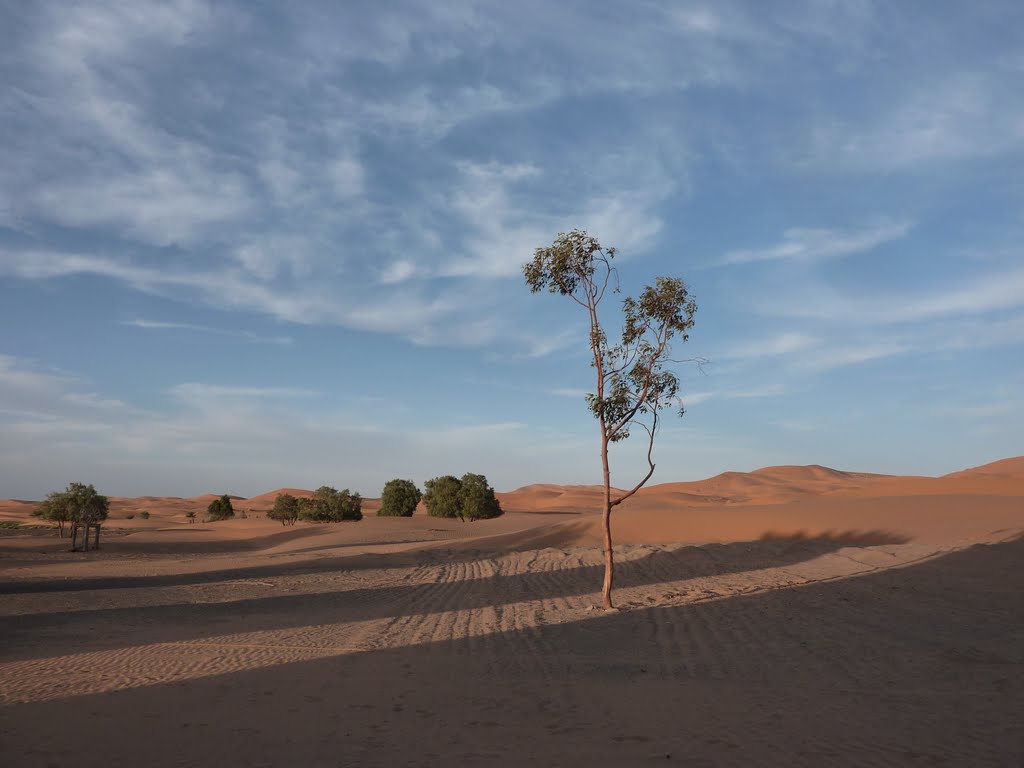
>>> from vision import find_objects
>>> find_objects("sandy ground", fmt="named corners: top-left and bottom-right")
top-left (1, 458), bottom-right (1022, 767)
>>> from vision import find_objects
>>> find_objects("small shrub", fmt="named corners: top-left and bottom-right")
top-left (125, 514), bottom-right (135, 520)
top-left (139, 511), bottom-right (150, 520)
top-left (0, 521), bottom-right (21, 529)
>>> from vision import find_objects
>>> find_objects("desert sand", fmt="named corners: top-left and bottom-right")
top-left (1, 458), bottom-right (1022, 767)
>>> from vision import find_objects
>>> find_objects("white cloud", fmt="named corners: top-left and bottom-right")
top-left (800, 71), bottom-right (1024, 172)
top-left (550, 387), bottom-right (589, 399)
top-left (124, 319), bottom-right (293, 345)
top-left (169, 383), bottom-right (319, 402)
top-left (721, 332), bottom-right (819, 360)
top-left (722, 220), bottom-right (913, 265)
top-left (799, 343), bottom-right (909, 371)
top-left (378, 260), bottom-right (420, 285)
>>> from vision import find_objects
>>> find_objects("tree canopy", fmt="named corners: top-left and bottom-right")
top-left (207, 494), bottom-right (235, 521)
top-left (298, 486), bottom-right (362, 522)
top-left (268, 493), bottom-right (300, 526)
top-left (458, 473), bottom-right (503, 521)
top-left (423, 475), bottom-right (463, 519)
top-left (424, 474), bottom-right (503, 521)
top-left (378, 479), bottom-right (422, 517)
top-left (33, 482), bottom-right (109, 538)
top-left (525, 229), bottom-right (697, 608)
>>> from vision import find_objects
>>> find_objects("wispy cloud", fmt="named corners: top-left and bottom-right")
top-left (721, 220), bottom-right (913, 265)
top-left (550, 387), bottom-right (589, 399)
top-left (758, 266), bottom-right (1024, 324)
top-left (798, 342), bottom-right (909, 372)
top-left (720, 332), bottom-right (819, 360)
top-left (800, 71), bottom-right (1024, 172)
top-left (124, 319), bottom-right (292, 345)
top-left (169, 383), bottom-right (319, 402)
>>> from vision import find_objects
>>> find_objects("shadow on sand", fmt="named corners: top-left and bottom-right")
top-left (3, 530), bottom-right (911, 663)
top-left (0, 535), bottom-right (1020, 767)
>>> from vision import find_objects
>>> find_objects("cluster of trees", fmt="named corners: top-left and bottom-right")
top-left (33, 482), bottom-right (110, 550)
top-left (33, 482), bottom-right (110, 537)
top-left (266, 475), bottom-right (502, 525)
top-left (269, 486), bottom-right (362, 525)
top-left (424, 473), bottom-right (503, 521)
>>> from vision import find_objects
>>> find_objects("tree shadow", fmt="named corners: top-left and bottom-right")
top-left (1, 530), bottom-right (910, 663)
top-left (1, 535), bottom-right (1020, 767)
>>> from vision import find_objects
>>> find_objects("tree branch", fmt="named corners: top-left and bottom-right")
top-left (611, 409), bottom-right (658, 508)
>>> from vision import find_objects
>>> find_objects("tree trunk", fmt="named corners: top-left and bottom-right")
top-left (600, 435), bottom-right (615, 610)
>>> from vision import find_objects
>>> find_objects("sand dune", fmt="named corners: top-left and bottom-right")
top-left (0, 457), bottom-right (1021, 766)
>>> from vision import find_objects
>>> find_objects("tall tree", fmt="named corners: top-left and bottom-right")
top-left (524, 230), bottom-right (697, 609)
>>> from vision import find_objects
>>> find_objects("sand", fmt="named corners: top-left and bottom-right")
top-left (1, 458), bottom-right (1022, 766)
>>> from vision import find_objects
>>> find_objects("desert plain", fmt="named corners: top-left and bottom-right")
top-left (1, 458), bottom-right (1022, 767)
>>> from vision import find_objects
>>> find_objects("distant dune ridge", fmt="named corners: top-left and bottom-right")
top-left (1, 456), bottom-right (1021, 547)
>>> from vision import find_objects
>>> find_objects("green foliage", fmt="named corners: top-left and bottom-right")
top-left (34, 482), bottom-right (109, 536)
top-left (186, 510), bottom-right (196, 519)
top-left (269, 493), bottom-right (300, 526)
top-left (458, 473), bottom-right (503, 520)
top-left (378, 479), bottom-right (422, 517)
top-left (298, 486), bottom-right (362, 522)
top-left (423, 475), bottom-right (463, 519)
top-left (424, 474), bottom-right (503, 521)
top-left (526, 230), bottom-right (697, 444)
top-left (0, 521), bottom-right (21, 529)
top-left (139, 511), bottom-right (150, 520)
top-left (206, 494), bottom-right (235, 521)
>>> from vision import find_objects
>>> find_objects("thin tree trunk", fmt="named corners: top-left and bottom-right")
top-left (600, 434), bottom-right (614, 609)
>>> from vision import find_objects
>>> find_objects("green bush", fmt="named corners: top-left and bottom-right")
top-left (139, 511), bottom-right (150, 520)
top-left (423, 475), bottom-right (463, 519)
top-left (269, 493), bottom-right (300, 526)
top-left (207, 494), bottom-right (235, 521)
top-left (297, 487), bottom-right (362, 522)
top-left (424, 474), bottom-right (503, 521)
top-left (0, 521), bottom-right (21, 529)
top-left (458, 473), bottom-right (503, 520)
top-left (378, 479), bottom-right (422, 517)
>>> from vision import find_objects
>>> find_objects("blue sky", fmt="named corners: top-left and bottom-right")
top-left (1, 1), bottom-right (1022, 498)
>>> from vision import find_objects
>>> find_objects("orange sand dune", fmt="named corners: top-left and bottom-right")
top-left (0, 457), bottom-right (1022, 766)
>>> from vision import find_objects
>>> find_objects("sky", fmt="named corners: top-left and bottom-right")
top-left (1, 1), bottom-right (1022, 499)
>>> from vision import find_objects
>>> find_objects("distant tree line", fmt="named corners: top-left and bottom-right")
top-left (268, 474), bottom-right (503, 525)
top-left (34, 473), bottom-right (504, 541)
